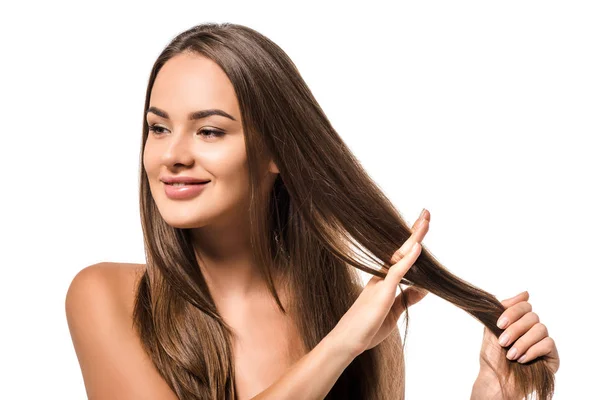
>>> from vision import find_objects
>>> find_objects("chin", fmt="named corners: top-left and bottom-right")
top-left (166, 221), bottom-right (208, 230)
top-left (158, 209), bottom-right (211, 229)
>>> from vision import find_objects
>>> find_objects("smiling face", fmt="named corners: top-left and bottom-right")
top-left (143, 52), bottom-right (264, 229)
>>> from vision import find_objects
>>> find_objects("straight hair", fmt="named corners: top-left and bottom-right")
top-left (133, 22), bottom-right (555, 399)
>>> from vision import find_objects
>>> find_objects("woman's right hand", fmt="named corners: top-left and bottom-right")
top-left (332, 209), bottom-right (431, 358)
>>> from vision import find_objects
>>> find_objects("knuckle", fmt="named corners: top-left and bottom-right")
top-left (505, 309), bottom-right (516, 320)
top-left (520, 301), bottom-right (533, 313)
top-left (532, 322), bottom-right (546, 336)
top-left (527, 311), bottom-right (540, 324)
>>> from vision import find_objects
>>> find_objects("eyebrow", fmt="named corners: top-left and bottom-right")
top-left (146, 106), bottom-right (237, 122)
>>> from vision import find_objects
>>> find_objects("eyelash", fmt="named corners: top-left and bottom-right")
top-left (148, 124), bottom-right (225, 139)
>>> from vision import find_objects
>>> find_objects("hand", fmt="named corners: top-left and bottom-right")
top-left (475, 291), bottom-right (560, 392)
top-left (332, 209), bottom-right (431, 358)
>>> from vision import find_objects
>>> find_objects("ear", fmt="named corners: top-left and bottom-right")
top-left (268, 160), bottom-right (279, 174)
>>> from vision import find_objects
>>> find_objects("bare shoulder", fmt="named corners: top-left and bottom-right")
top-left (67, 262), bottom-right (146, 319)
top-left (94, 262), bottom-right (145, 312)
top-left (65, 262), bottom-right (177, 399)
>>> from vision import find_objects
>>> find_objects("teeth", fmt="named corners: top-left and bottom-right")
top-left (168, 182), bottom-right (205, 186)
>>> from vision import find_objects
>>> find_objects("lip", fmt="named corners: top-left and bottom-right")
top-left (161, 176), bottom-right (211, 184)
top-left (163, 181), bottom-right (210, 200)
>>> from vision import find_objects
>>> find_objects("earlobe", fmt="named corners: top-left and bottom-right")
top-left (268, 160), bottom-right (279, 174)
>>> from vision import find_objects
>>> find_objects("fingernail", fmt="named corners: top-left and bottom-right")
top-left (507, 347), bottom-right (518, 360)
top-left (419, 208), bottom-right (426, 219)
top-left (497, 317), bottom-right (509, 329)
top-left (517, 354), bottom-right (527, 363)
top-left (498, 333), bottom-right (509, 346)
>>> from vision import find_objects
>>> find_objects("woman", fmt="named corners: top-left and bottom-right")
top-left (66, 22), bottom-right (560, 399)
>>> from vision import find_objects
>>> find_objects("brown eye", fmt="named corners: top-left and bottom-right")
top-left (198, 129), bottom-right (225, 139)
top-left (148, 125), bottom-right (225, 139)
top-left (148, 124), bottom-right (167, 135)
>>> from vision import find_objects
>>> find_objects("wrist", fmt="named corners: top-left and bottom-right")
top-left (471, 369), bottom-right (504, 398)
top-left (471, 374), bottom-right (503, 400)
top-left (475, 368), bottom-right (498, 383)
top-left (324, 328), bottom-right (362, 363)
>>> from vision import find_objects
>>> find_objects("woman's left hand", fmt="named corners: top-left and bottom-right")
top-left (477, 291), bottom-right (560, 384)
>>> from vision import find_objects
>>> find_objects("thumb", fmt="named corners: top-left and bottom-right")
top-left (392, 286), bottom-right (429, 314)
top-left (407, 286), bottom-right (429, 307)
top-left (500, 290), bottom-right (529, 308)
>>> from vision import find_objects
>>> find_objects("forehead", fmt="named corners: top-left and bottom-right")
top-left (149, 52), bottom-right (240, 121)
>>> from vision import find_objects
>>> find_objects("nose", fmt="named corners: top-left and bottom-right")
top-left (160, 130), bottom-right (195, 167)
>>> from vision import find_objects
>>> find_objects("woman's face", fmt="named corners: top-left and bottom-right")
top-left (143, 52), bottom-right (272, 229)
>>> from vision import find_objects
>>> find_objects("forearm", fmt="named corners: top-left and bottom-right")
top-left (250, 332), bottom-right (357, 400)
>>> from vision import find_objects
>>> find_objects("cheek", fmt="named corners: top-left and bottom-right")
top-left (209, 149), bottom-right (250, 200)
top-left (142, 144), bottom-right (162, 177)
top-left (142, 152), bottom-right (149, 175)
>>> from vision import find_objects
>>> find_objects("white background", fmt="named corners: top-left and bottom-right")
top-left (1, 1), bottom-right (598, 398)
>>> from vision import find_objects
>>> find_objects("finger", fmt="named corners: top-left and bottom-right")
top-left (497, 300), bottom-right (532, 329)
top-left (366, 273), bottom-right (382, 286)
top-left (510, 331), bottom-right (554, 365)
top-left (392, 209), bottom-right (430, 264)
top-left (410, 208), bottom-right (430, 234)
top-left (500, 291), bottom-right (530, 308)
top-left (497, 311), bottom-right (540, 348)
top-left (392, 286), bottom-right (429, 315)
top-left (505, 321), bottom-right (548, 361)
top-left (391, 219), bottom-right (429, 264)
top-left (393, 286), bottom-right (429, 311)
top-left (386, 242), bottom-right (421, 286)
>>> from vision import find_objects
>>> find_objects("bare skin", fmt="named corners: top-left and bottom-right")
top-left (143, 51), bottom-right (280, 305)
top-left (109, 262), bottom-right (307, 399)
top-left (71, 50), bottom-right (561, 398)
top-left (67, 209), bottom-right (425, 399)
top-left (69, 47), bottom-right (562, 398)
top-left (136, 51), bottom-right (313, 397)
top-left (102, 211), bottom-right (428, 398)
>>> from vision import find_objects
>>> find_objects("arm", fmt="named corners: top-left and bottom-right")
top-left (251, 332), bottom-right (358, 400)
top-left (470, 370), bottom-right (504, 400)
top-left (470, 369), bottom-right (525, 400)
top-left (65, 263), bottom-right (179, 400)
top-left (67, 263), bottom-right (357, 399)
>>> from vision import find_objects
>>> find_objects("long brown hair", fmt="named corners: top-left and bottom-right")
top-left (133, 22), bottom-right (555, 399)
